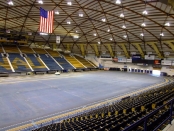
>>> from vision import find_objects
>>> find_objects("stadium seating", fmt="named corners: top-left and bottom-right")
top-left (25, 54), bottom-right (48, 71)
top-left (8, 53), bottom-right (31, 72)
top-left (74, 55), bottom-right (96, 68)
top-left (32, 81), bottom-right (174, 131)
top-left (0, 55), bottom-right (12, 72)
top-left (45, 50), bottom-right (74, 70)
top-left (33, 48), bottom-right (63, 71)
top-left (3, 46), bottom-right (31, 72)
top-left (19, 47), bottom-right (48, 71)
top-left (63, 54), bottom-right (85, 69)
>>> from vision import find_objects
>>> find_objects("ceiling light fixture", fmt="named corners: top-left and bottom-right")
top-left (142, 10), bottom-right (148, 15)
top-left (110, 38), bottom-right (113, 41)
top-left (79, 13), bottom-right (83, 17)
top-left (140, 33), bottom-right (144, 36)
top-left (102, 18), bottom-right (106, 22)
top-left (38, 0), bottom-right (43, 4)
top-left (8, 0), bottom-right (14, 5)
top-left (55, 11), bottom-right (59, 15)
top-left (76, 30), bottom-right (78, 33)
top-left (73, 35), bottom-right (79, 39)
top-left (67, 2), bottom-right (72, 5)
top-left (40, 32), bottom-right (48, 35)
top-left (160, 33), bottom-right (164, 36)
top-left (165, 22), bottom-right (170, 26)
top-left (122, 25), bottom-right (126, 29)
top-left (141, 23), bottom-right (146, 27)
top-left (107, 29), bottom-right (110, 32)
top-left (94, 33), bottom-right (97, 36)
top-left (98, 42), bottom-right (101, 44)
top-left (116, 0), bottom-right (121, 4)
top-left (67, 21), bottom-right (71, 24)
top-left (123, 35), bottom-right (127, 38)
top-left (120, 13), bottom-right (124, 18)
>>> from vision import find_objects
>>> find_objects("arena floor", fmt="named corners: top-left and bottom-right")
top-left (0, 71), bottom-right (164, 130)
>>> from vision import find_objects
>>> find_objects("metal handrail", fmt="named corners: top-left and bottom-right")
top-left (123, 98), bottom-right (174, 131)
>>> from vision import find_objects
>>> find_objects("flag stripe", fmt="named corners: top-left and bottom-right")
top-left (39, 8), bottom-right (54, 33)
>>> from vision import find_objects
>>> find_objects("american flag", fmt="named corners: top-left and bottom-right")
top-left (39, 7), bottom-right (54, 33)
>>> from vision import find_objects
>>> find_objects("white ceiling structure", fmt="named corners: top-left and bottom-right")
top-left (0, 0), bottom-right (174, 57)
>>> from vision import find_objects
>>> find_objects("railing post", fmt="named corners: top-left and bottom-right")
top-left (170, 100), bottom-right (173, 124)
top-left (144, 119), bottom-right (147, 131)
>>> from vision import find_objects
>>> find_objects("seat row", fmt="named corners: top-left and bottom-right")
top-left (0, 46), bottom-right (97, 73)
top-left (32, 81), bottom-right (174, 131)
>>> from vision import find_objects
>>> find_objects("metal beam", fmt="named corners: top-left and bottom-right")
top-left (163, 41), bottom-right (174, 51)
top-left (93, 44), bottom-right (99, 57)
top-left (106, 44), bottom-right (114, 57)
top-left (80, 44), bottom-right (85, 57)
top-left (119, 44), bottom-right (130, 58)
top-left (132, 43), bottom-right (145, 58)
top-left (147, 42), bottom-right (164, 58)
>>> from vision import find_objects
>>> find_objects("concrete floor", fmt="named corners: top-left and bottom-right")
top-left (0, 71), bottom-right (163, 130)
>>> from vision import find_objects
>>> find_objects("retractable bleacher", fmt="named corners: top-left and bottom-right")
top-left (19, 47), bottom-right (48, 72)
top-left (0, 46), bottom-right (12, 74)
top-left (3, 46), bottom-right (31, 72)
top-left (63, 54), bottom-right (85, 69)
top-left (46, 50), bottom-right (74, 70)
top-left (74, 55), bottom-right (96, 68)
top-left (33, 48), bottom-right (62, 71)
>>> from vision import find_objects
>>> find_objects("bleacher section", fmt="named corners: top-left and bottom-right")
top-left (32, 80), bottom-right (174, 131)
top-left (74, 55), bottom-right (96, 68)
top-left (63, 54), bottom-right (85, 69)
top-left (8, 53), bottom-right (31, 72)
top-left (45, 50), bottom-right (74, 70)
top-left (33, 48), bottom-right (63, 71)
top-left (0, 54), bottom-right (12, 73)
top-left (3, 46), bottom-right (31, 72)
top-left (19, 47), bottom-right (48, 71)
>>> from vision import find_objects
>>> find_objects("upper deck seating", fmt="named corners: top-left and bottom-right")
top-left (74, 55), bottom-right (96, 68)
top-left (45, 50), bottom-right (74, 70)
top-left (63, 54), bottom-right (85, 69)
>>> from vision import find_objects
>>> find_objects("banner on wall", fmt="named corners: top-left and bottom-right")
top-left (126, 59), bottom-right (132, 63)
top-left (56, 36), bottom-right (60, 44)
top-left (118, 57), bottom-right (127, 62)
top-left (145, 55), bottom-right (155, 60)
top-left (161, 60), bottom-right (172, 65)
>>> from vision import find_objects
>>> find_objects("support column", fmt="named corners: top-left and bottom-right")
top-left (132, 43), bottom-right (145, 58)
top-left (93, 44), bottom-right (99, 57)
top-left (106, 44), bottom-right (114, 57)
top-left (80, 44), bottom-right (85, 57)
top-left (119, 44), bottom-right (130, 58)
top-left (164, 41), bottom-right (174, 51)
top-left (147, 42), bottom-right (163, 58)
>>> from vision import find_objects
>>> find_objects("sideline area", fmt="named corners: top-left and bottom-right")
top-left (0, 71), bottom-right (165, 131)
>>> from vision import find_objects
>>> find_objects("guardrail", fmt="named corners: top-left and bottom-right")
top-left (123, 98), bottom-right (174, 131)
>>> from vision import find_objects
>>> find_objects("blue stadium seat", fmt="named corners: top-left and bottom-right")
top-left (39, 54), bottom-right (62, 70)
top-left (0, 55), bottom-right (12, 73)
top-left (54, 57), bottom-right (74, 70)
top-left (8, 53), bottom-right (31, 72)
top-left (26, 54), bottom-right (48, 71)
